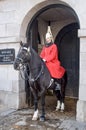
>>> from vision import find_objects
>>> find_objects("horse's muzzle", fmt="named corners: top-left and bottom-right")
top-left (13, 58), bottom-right (21, 70)
top-left (13, 61), bottom-right (19, 70)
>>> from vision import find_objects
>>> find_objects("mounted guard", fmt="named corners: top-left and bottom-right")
top-left (13, 25), bottom-right (67, 121)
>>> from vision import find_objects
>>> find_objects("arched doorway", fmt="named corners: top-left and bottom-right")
top-left (24, 2), bottom-right (80, 105)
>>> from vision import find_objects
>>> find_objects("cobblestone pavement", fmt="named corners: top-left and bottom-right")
top-left (0, 97), bottom-right (86, 130)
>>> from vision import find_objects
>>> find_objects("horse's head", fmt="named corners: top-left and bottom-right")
top-left (14, 41), bottom-right (31, 70)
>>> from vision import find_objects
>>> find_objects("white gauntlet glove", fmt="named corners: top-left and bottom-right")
top-left (42, 59), bottom-right (46, 62)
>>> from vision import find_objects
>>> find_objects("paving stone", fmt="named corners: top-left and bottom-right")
top-left (0, 109), bottom-right (16, 116)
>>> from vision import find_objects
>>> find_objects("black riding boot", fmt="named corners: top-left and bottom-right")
top-left (54, 78), bottom-right (61, 91)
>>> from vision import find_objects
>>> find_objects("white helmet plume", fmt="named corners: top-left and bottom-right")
top-left (45, 25), bottom-right (54, 42)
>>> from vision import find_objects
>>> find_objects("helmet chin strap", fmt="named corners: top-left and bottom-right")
top-left (45, 42), bottom-right (53, 47)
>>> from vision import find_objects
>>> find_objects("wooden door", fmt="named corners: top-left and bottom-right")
top-left (55, 23), bottom-right (79, 98)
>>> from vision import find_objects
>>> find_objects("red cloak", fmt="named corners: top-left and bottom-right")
top-left (40, 44), bottom-right (65, 79)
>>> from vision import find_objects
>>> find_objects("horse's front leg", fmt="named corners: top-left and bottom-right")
top-left (32, 96), bottom-right (39, 120)
top-left (40, 92), bottom-right (46, 121)
top-left (30, 87), bottom-right (39, 120)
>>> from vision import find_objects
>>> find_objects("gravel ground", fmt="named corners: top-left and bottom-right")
top-left (0, 97), bottom-right (86, 130)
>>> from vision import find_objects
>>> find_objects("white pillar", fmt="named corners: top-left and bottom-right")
top-left (76, 29), bottom-right (86, 122)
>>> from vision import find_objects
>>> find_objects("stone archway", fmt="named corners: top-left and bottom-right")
top-left (21, 1), bottom-right (80, 99)
top-left (19, 0), bottom-right (82, 121)
top-left (20, 0), bottom-right (80, 42)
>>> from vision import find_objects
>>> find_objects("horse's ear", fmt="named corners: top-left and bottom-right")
top-left (20, 41), bottom-right (23, 46)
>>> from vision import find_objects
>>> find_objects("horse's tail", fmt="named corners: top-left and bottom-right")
top-left (64, 71), bottom-right (67, 87)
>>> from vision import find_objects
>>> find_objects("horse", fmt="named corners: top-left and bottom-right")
top-left (13, 42), bottom-right (67, 121)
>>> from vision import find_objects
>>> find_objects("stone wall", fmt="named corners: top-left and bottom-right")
top-left (0, 42), bottom-right (27, 109)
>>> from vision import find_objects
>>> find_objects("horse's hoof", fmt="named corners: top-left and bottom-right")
top-left (60, 109), bottom-right (64, 112)
top-left (56, 107), bottom-right (60, 111)
top-left (32, 116), bottom-right (38, 121)
top-left (56, 108), bottom-right (59, 111)
top-left (32, 109), bottom-right (39, 121)
top-left (40, 116), bottom-right (45, 121)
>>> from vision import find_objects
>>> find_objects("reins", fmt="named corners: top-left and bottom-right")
top-left (18, 63), bottom-right (29, 80)
top-left (19, 62), bottom-right (44, 82)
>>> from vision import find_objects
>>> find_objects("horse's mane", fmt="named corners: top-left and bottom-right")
top-left (23, 43), bottom-right (49, 73)
top-left (30, 47), bottom-right (47, 70)
top-left (31, 47), bottom-right (40, 59)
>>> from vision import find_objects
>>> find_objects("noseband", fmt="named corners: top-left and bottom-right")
top-left (16, 46), bottom-right (29, 66)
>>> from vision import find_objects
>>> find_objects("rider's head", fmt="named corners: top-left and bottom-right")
top-left (45, 26), bottom-right (54, 46)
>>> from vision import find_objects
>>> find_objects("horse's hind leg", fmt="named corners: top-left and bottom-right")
top-left (55, 90), bottom-right (65, 112)
top-left (54, 85), bottom-right (65, 112)
top-left (55, 72), bottom-right (67, 112)
top-left (60, 75), bottom-right (66, 112)
top-left (55, 90), bottom-right (61, 111)
top-left (60, 93), bottom-right (65, 112)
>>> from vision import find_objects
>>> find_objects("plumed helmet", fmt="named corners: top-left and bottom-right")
top-left (46, 32), bottom-right (52, 39)
top-left (45, 26), bottom-right (54, 42)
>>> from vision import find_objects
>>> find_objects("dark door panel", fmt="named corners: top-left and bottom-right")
top-left (55, 23), bottom-right (79, 98)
